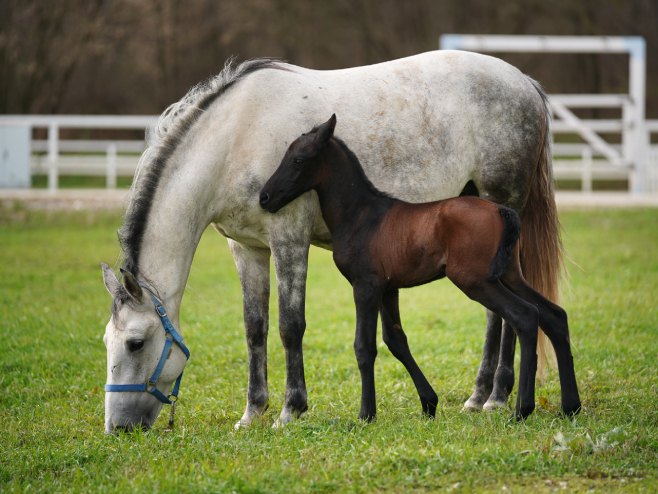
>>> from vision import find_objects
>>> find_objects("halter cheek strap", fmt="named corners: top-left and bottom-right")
top-left (104, 287), bottom-right (191, 426)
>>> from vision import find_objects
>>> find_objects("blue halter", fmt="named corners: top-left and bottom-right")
top-left (104, 285), bottom-right (190, 426)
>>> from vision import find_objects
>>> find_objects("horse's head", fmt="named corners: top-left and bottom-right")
top-left (259, 114), bottom-right (336, 213)
top-left (101, 263), bottom-right (189, 433)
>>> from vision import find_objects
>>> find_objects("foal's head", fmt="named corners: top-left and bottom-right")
top-left (259, 114), bottom-right (336, 213)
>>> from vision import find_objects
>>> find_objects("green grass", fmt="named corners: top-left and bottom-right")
top-left (31, 175), bottom-right (133, 189)
top-left (1, 204), bottom-right (657, 492)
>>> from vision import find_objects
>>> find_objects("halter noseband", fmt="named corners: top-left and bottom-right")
top-left (104, 285), bottom-right (190, 427)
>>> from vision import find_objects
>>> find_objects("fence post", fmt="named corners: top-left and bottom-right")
top-left (581, 146), bottom-right (593, 192)
top-left (627, 37), bottom-right (647, 193)
top-left (106, 143), bottom-right (117, 189)
top-left (47, 123), bottom-right (59, 192)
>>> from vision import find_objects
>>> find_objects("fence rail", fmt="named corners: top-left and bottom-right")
top-left (1, 111), bottom-right (657, 192)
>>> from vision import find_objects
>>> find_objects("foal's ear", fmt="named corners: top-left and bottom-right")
top-left (313, 114), bottom-right (337, 147)
top-left (120, 268), bottom-right (144, 303)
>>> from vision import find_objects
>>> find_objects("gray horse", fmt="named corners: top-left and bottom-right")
top-left (101, 52), bottom-right (561, 433)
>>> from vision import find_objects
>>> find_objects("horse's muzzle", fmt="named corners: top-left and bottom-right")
top-left (105, 420), bottom-right (151, 434)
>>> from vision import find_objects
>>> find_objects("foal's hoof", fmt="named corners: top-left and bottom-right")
top-left (561, 402), bottom-right (582, 418)
top-left (511, 404), bottom-right (535, 422)
top-left (358, 413), bottom-right (376, 423)
top-left (422, 397), bottom-right (439, 418)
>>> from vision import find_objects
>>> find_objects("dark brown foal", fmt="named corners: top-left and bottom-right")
top-left (260, 114), bottom-right (581, 421)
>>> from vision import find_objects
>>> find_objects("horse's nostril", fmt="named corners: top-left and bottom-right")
top-left (259, 192), bottom-right (270, 206)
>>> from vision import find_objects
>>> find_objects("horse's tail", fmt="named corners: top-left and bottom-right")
top-left (489, 206), bottom-right (521, 282)
top-left (521, 79), bottom-right (563, 375)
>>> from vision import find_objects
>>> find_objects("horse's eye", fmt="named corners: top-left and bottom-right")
top-left (293, 157), bottom-right (304, 166)
top-left (126, 339), bottom-right (145, 352)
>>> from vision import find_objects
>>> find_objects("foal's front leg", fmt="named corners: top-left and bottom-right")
top-left (353, 282), bottom-right (381, 421)
top-left (381, 289), bottom-right (438, 417)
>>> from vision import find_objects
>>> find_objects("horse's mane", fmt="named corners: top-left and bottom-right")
top-left (331, 136), bottom-right (393, 200)
top-left (119, 57), bottom-right (286, 274)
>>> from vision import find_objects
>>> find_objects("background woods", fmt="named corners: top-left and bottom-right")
top-left (1, 0), bottom-right (657, 116)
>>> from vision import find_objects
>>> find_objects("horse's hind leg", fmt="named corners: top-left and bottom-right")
top-left (484, 320), bottom-right (516, 410)
top-left (464, 312), bottom-right (516, 411)
top-left (228, 240), bottom-right (271, 429)
top-left (464, 311), bottom-right (502, 410)
top-left (271, 239), bottom-right (311, 427)
top-left (501, 271), bottom-right (581, 416)
top-left (381, 289), bottom-right (438, 417)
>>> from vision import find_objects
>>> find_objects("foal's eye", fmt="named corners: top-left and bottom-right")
top-left (126, 339), bottom-right (145, 352)
top-left (293, 157), bottom-right (304, 166)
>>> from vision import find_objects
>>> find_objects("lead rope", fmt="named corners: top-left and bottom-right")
top-left (168, 399), bottom-right (176, 428)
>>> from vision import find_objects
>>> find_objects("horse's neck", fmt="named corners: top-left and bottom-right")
top-left (132, 176), bottom-right (213, 324)
top-left (315, 141), bottom-right (391, 237)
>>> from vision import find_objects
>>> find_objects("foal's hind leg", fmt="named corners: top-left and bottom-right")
top-left (455, 279), bottom-right (539, 420)
top-left (228, 240), bottom-right (271, 430)
top-left (381, 289), bottom-right (438, 417)
top-left (501, 272), bottom-right (581, 416)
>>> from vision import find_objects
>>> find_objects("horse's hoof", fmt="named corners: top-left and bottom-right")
top-left (483, 399), bottom-right (506, 411)
top-left (462, 397), bottom-right (484, 412)
top-left (272, 409), bottom-right (294, 429)
top-left (234, 418), bottom-right (251, 430)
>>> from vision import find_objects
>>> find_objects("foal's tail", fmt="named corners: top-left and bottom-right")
top-left (489, 206), bottom-right (521, 282)
top-left (521, 79), bottom-right (564, 375)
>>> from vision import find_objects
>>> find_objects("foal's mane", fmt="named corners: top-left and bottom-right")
top-left (119, 58), bottom-right (286, 274)
top-left (330, 136), bottom-right (393, 200)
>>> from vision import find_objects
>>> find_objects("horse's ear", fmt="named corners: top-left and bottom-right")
top-left (101, 263), bottom-right (125, 298)
top-left (120, 268), bottom-right (144, 303)
top-left (314, 114), bottom-right (337, 147)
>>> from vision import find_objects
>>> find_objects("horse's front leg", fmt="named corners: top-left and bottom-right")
top-left (353, 282), bottom-right (381, 421)
top-left (228, 240), bottom-right (271, 429)
top-left (271, 239), bottom-right (311, 427)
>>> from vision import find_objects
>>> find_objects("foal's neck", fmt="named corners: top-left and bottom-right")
top-left (315, 139), bottom-right (395, 237)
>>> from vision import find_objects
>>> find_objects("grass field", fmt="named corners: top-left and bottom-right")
top-left (1, 204), bottom-right (657, 493)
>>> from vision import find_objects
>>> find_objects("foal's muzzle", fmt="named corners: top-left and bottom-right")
top-left (259, 191), bottom-right (281, 213)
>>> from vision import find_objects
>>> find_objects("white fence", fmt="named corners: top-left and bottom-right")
top-left (439, 34), bottom-right (658, 194)
top-left (0, 115), bottom-right (156, 190)
top-left (0, 110), bottom-right (657, 193)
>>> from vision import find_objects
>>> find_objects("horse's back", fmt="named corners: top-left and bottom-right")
top-left (246, 51), bottom-right (544, 199)
top-left (213, 51), bottom-right (547, 246)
